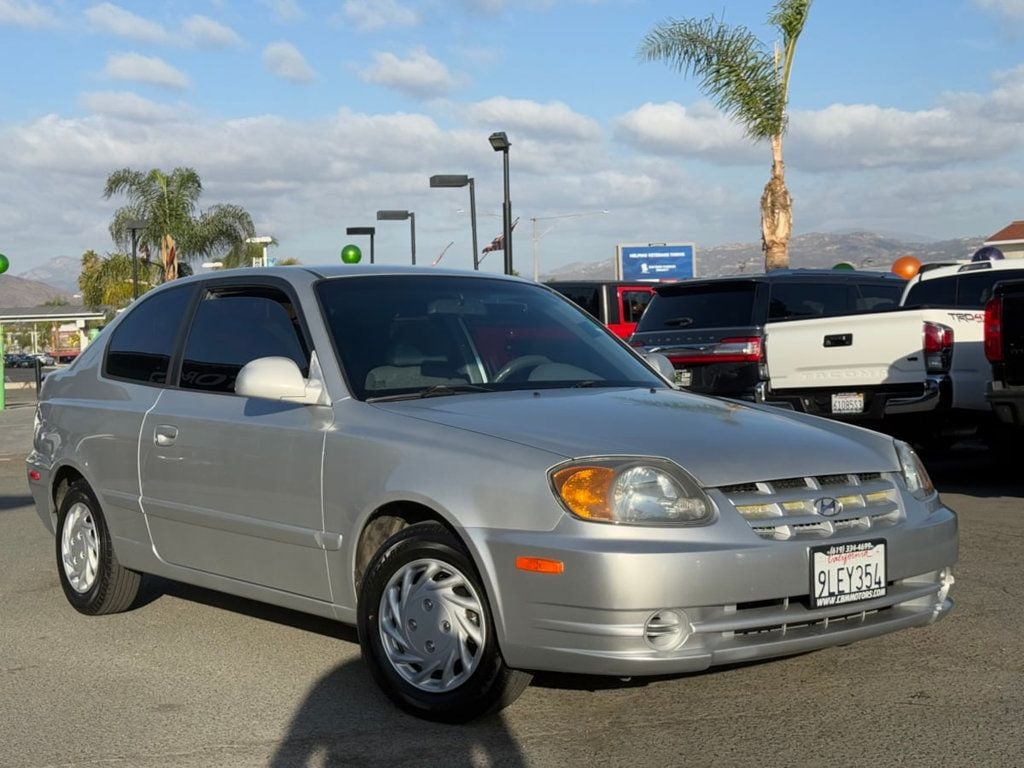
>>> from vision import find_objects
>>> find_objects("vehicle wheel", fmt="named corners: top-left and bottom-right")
top-left (357, 522), bottom-right (531, 722)
top-left (56, 480), bottom-right (141, 615)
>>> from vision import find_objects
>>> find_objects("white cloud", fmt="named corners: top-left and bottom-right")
top-left (974, 0), bottom-right (1024, 20)
top-left (0, 0), bottom-right (57, 27)
top-left (85, 3), bottom-right (170, 44)
top-left (343, 0), bottom-right (417, 31)
top-left (79, 91), bottom-right (179, 122)
top-left (182, 15), bottom-right (241, 48)
top-left (359, 49), bottom-right (460, 99)
top-left (265, 0), bottom-right (304, 21)
top-left (104, 53), bottom-right (189, 90)
top-left (464, 97), bottom-right (603, 141)
top-left (615, 101), bottom-right (758, 164)
top-left (263, 41), bottom-right (315, 83)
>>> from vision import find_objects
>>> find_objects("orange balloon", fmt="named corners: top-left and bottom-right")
top-left (891, 255), bottom-right (921, 280)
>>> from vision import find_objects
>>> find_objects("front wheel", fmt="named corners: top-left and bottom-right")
top-left (357, 522), bottom-right (531, 722)
top-left (56, 480), bottom-right (141, 615)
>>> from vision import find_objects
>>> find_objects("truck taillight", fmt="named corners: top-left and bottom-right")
top-left (923, 321), bottom-right (953, 373)
top-left (984, 297), bottom-right (1003, 363)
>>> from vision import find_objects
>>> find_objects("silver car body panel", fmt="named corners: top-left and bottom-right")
top-left (27, 266), bottom-right (957, 676)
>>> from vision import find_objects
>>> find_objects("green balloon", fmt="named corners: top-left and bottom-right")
top-left (832, 261), bottom-right (856, 271)
top-left (0, 253), bottom-right (8, 274)
top-left (340, 244), bottom-right (362, 264)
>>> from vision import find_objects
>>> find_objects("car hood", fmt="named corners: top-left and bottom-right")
top-left (370, 387), bottom-right (899, 488)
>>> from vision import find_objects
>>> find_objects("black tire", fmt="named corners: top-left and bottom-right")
top-left (55, 480), bottom-right (141, 615)
top-left (357, 522), bottom-right (531, 722)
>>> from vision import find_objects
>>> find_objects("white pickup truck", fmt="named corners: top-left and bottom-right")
top-left (631, 260), bottom-right (1024, 430)
top-left (762, 259), bottom-right (1024, 425)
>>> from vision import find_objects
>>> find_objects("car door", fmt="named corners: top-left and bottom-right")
top-left (139, 281), bottom-right (334, 600)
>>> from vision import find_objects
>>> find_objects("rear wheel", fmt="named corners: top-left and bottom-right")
top-left (357, 522), bottom-right (531, 722)
top-left (56, 480), bottom-right (141, 615)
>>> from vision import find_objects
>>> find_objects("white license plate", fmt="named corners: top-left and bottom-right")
top-left (831, 392), bottom-right (864, 414)
top-left (810, 540), bottom-right (886, 609)
top-left (674, 368), bottom-right (692, 387)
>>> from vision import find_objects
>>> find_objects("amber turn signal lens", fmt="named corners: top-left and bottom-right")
top-left (551, 466), bottom-right (615, 520)
top-left (515, 556), bottom-right (565, 574)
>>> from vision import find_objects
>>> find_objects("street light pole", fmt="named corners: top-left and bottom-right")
top-left (376, 210), bottom-right (416, 265)
top-left (489, 132), bottom-right (513, 275)
top-left (346, 226), bottom-right (376, 264)
top-left (530, 210), bottom-right (610, 282)
top-left (429, 175), bottom-right (479, 270)
top-left (124, 218), bottom-right (147, 300)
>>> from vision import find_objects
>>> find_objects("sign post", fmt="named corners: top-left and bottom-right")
top-left (616, 243), bottom-right (696, 282)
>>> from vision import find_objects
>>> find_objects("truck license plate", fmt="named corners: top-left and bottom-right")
top-left (674, 368), bottom-right (692, 387)
top-left (810, 540), bottom-right (886, 609)
top-left (831, 392), bottom-right (864, 414)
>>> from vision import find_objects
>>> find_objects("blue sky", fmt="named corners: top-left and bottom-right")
top-left (1, 0), bottom-right (1023, 278)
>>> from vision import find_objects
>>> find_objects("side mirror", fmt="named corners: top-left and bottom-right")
top-left (641, 352), bottom-right (677, 383)
top-left (235, 357), bottom-right (325, 404)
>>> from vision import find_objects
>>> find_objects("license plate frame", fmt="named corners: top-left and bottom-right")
top-left (809, 539), bottom-right (887, 609)
top-left (831, 391), bottom-right (864, 414)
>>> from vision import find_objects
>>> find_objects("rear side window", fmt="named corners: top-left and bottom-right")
top-left (904, 277), bottom-right (956, 307)
top-left (768, 282), bottom-right (857, 320)
top-left (179, 288), bottom-right (310, 394)
top-left (621, 290), bottom-right (653, 323)
top-left (639, 283), bottom-right (757, 330)
top-left (105, 286), bottom-right (192, 384)
top-left (855, 282), bottom-right (903, 311)
top-left (956, 272), bottom-right (1005, 308)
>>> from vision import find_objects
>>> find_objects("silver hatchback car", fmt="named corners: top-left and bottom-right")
top-left (28, 266), bottom-right (957, 721)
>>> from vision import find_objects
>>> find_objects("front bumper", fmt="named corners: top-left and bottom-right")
top-left (466, 506), bottom-right (957, 677)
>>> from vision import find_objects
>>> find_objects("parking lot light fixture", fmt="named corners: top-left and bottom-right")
top-left (346, 226), bottom-right (377, 264)
top-left (376, 210), bottom-right (416, 265)
top-left (430, 175), bottom-right (479, 270)
top-left (488, 132), bottom-right (513, 276)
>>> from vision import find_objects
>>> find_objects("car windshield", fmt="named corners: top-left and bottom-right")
top-left (316, 274), bottom-right (665, 401)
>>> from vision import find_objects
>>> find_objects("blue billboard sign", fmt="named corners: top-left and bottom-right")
top-left (617, 243), bottom-right (695, 282)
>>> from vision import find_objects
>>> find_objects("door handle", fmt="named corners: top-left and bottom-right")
top-left (154, 425), bottom-right (178, 446)
top-left (823, 333), bottom-right (853, 348)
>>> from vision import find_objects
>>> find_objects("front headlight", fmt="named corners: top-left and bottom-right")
top-left (895, 440), bottom-right (936, 500)
top-left (550, 457), bottom-right (713, 525)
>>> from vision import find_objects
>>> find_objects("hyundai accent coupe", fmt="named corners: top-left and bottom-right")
top-left (27, 266), bottom-right (957, 722)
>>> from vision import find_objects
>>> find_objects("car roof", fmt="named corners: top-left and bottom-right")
top-left (651, 269), bottom-right (904, 294)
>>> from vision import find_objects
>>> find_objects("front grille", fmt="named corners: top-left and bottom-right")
top-left (715, 472), bottom-right (902, 540)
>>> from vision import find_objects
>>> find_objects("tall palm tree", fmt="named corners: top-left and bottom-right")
top-left (639, 0), bottom-right (813, 270)
top-left (104, 167), bottom-right (255, 281)
top-left (78, 249), bottom-right (162, 310)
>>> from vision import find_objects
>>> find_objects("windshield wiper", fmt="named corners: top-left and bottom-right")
top-left (367, 384), bottom-right (494, 403)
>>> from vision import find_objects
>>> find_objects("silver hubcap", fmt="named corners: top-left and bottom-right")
top-left (378, 558), bottom-right (486, 692)
top-left (61, 502), bottom-right (99, 594)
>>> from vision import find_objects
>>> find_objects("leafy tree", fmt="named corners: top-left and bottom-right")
top-left (78, 250), bottom-right (162, 310)
top-left (639, 0), bottom-right (813, 270)
top-left (104, 167), bottom-right (255, 281)
top-left (219, 237), bottom-right (278, 269)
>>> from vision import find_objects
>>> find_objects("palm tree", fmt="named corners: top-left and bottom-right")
top-left (104, 167), bottom-right (255, 281)
top-left (78, 250), bottom-right (162, 310)
top-left (639, 0), bottom-right (813, 270)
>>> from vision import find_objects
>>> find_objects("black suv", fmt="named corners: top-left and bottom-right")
top-left (629, 270), bottom-right (905, 400)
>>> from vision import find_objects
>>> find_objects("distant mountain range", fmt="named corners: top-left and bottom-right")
top-left (15, 255), bottom-right (82, 296)
top-left (541, 231), bottom-right (986, 281)
top-left (0, 274), bottom-right (74, 309)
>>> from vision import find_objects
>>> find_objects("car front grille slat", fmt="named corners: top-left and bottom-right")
top-left (715, 472), bottom-right (902, 540)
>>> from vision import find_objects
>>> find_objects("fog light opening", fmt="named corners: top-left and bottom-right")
top-left (644, 609), bottom-right (690, 651)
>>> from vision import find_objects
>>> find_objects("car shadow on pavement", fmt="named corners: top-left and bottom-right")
top-left (0, 493), bottom-right (35, 511)
top-left (134, 577), bottom-right (528, 767)
top-left (269, 661), bottom-right (526, 768)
